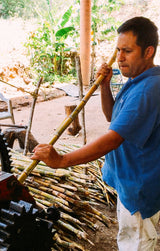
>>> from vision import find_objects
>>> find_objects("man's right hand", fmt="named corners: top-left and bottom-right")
top-left (96, 63), bottom-right (113, 86)
top-left (31, 144), bottom-right (63, 169)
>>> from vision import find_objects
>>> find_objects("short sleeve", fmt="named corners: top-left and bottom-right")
top-left (109, 91), bottom-right (160, 148)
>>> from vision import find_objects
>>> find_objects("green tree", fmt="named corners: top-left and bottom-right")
top-left (0, 0), bottom-right (38, 18)
top-left (25, 2), bottom-right (76, 83)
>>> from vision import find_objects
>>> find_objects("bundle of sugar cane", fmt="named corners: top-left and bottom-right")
top-left (57, 144), bottom-right (117, 207)
top-left (9, 145), bottom-right (117, 250)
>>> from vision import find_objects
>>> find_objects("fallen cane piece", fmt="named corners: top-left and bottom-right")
top-left (18, 49), bottom-right (117, 184)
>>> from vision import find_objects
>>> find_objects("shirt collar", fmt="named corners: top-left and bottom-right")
top-left (129, 66), bottom-right (160, 84)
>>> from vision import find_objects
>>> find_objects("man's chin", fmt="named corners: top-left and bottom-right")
top-left (121, 71), bottom-right (130, 78)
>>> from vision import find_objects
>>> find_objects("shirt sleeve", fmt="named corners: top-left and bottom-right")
top-left (109, 90), bottom-right (160, 148)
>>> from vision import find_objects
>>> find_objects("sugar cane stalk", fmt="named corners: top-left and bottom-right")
top-left (0, 78), bottom-right (38, 97)
top-left (18, 49), bottom-right (117, 184)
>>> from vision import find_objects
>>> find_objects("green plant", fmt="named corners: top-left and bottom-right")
top-left (0, 0), bottom-right (38, 18)
top-left (0, 0), bottom-right (22, 18)
top-left (90, 0), bottom-right (122, 82)
top-left (91, 0), bottom-right (122, 43)
top-left (25, 0), bottom-right (123, 84)
top-left (25, 3), bottom-right (77, 84)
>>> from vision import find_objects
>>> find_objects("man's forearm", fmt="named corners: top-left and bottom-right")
top-left (100, 84), bottom-right (115, 122)
top-left (60, 130), bottom-right (124, 168)
top-left (31, 130), bottom-right (124, 169)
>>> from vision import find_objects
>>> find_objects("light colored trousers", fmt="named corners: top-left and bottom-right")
top-left (117, 197), bottom-right (160, 251)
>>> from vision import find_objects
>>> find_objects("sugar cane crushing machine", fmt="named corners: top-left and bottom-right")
top-left (0, 131), bottom-right (60, 251)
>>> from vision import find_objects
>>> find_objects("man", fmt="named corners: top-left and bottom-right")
top-left (32, 17), bottom-right (160, 250)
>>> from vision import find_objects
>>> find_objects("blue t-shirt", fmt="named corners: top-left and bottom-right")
top-left (102, 66), bottom-right (160, 219)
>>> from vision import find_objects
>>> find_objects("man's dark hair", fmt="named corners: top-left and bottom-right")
top-left (117, 16), bottom-right (159, 57)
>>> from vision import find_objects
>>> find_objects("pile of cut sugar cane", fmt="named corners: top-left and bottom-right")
top-left (10, 144), bottom-right (117, 251)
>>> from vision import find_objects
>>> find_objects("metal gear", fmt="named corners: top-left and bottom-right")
top-left (0, 200), bottom-right (55, 251)
top-left (0, 129), bottom-right (12, 173)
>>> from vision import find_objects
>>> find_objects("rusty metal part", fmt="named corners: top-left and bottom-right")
top-left (0, 171), bottom-right (35, 206)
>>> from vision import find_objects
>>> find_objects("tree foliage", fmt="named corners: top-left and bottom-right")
top-left (0, 0), bottom-right (74, 19)
top-left (0, 0), bottom-right (36, 18)
top-left (0, 0), bottom-right (123, 83)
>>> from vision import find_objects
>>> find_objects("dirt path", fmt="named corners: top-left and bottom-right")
top-left (4, 92), bottom-right (109, 147)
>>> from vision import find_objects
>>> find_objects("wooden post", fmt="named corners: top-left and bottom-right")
top-left (75, 55), bottom-right (87, 145)
top-left (90, 41), bottom-right (96, 86)
top-left (23, 77), bottom-right (43, 155)
top-left (80, 0), bottom-right (91, 86)
top-left (65, 105), bottom-right (81, 136)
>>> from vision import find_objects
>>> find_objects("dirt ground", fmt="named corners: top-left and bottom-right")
top-left (1, 91), bottom-right (160, 251)
top-left (9, 90), bottom-right (110, 147)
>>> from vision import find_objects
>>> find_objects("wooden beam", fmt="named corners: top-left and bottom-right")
top-left (80, 0), bottom-right (91, 86)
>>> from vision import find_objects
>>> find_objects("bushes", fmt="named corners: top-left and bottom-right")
top-left (0, 0), bottom-right (37, 18)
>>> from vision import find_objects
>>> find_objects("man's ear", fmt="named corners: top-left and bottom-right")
top-left (144, 46), bottom-right (155, 59)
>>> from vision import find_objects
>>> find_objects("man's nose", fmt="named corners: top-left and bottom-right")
top-left (117, 51), bottom-right (125, 62)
